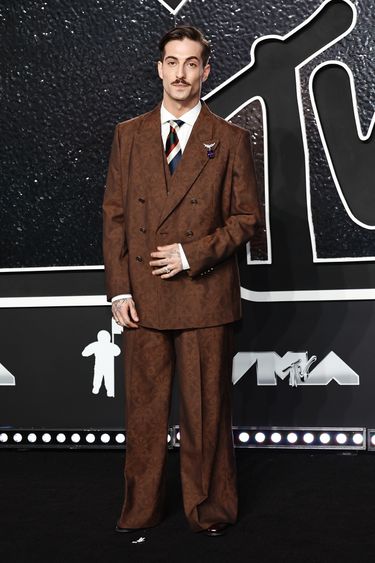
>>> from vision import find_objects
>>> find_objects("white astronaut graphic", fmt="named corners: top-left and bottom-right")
top-left (82, 330), bottom-right (121, 398)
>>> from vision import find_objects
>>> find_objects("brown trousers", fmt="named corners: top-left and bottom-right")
top-left (118, 324), bottom-right (238, 532)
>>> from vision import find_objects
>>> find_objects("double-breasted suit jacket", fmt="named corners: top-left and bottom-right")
top-left (103, 102), bottom-right (259, 330)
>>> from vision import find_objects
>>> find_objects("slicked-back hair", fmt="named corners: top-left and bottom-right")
top-left (159, 25), bottom-right (211, 66)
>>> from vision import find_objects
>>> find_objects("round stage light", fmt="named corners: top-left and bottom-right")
top-left (27, 433), bottom-right (37, 443)
top-left (176, 431), bottom-right (181, 441)
top-left (100, 433), bottom-right (110, 444)
top-left (255, 432), bottom-right (266, 443)
top-left (115, 433), bottom-right (125, 444)
top-left (352, 433), bottom-right (363, 445)
top-left (86, 433), bottom-right (95, 444)
top-left (319, 433), bottom-right (331, 444)
top-left (303, 433), bottom-right (314, 444)
top-left (371, 435), bottom-right (375, 446)
top-left (271, 432), bottom-right (282, 444)
top-left (239, 432), bottom-right (250, 443)
top-left (56, 433), bottom-right (66, 443)
top-left (42, 433), bottom-right (52, 443)
top-left (167, 434), bottom-right (171, 443)
top-left (287, 432), bottom-right (298, 444)
top-left (0, 433), bottom-right (9, 443)
top-left (336, 433), bottom-right (347, 445)
top-left (13, 433), bottom-right (22, 443)
top-left (71, 433), bottom-right (81, 443)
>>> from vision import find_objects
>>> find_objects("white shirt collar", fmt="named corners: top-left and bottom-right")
top-left (160, 101), bottom-right (202, 126)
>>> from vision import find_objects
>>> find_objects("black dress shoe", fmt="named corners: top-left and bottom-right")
top-left (115, 524), bottom-right (146, 533)
top-left (204, 523), bottom-right (229, 537)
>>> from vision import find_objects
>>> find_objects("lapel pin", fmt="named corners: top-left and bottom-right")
top-left (203, 142), bottom-right (216, 159)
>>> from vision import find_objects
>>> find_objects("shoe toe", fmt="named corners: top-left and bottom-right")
top-left (115, 525), bottom-right (144, 533)
top-left (204, 523), bottom-right (229, 537)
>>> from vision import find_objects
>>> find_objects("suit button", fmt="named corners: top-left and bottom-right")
top-left (190, 198), bottom-right (198, 204)
top-left (138, 197), bottom-right (145, 203)
top-left (185, 230), bottom-right (193, 237)
top-left (136, 255), bottom-right (143, 262)
top-left (139, 227), bottom-right (146, 233)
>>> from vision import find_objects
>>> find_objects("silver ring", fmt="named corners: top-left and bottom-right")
top-left (164, 266), bottom-right (171, 274)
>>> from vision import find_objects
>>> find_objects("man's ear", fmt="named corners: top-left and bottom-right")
top-left (157, 60), bottom-right (163, 79)
top-left (202, 63), bottom-right (211, 82)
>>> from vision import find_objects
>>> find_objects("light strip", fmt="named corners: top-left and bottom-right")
top-left (173, 426), bottom-right (365, 450)
top-left (240, 287), bottom-right (375, 303)
top-left (4, 286), bottom-right (375, 309)
top-left (0, 427), bottom-right (366, 450)
top-left (366, 430), bottom-right (375, 450)
top-left (0, 429), bottom-right (171, 449)
top-left (0, 295), bottom-right (109, 308)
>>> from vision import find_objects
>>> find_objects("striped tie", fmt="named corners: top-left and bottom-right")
top-left (165, 120), bottom-right (184, 174)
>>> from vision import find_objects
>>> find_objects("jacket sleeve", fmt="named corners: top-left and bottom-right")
top-left (182, 129), bottom-right (260, 277)
top-left (102, 124), bottom-right (131, 300)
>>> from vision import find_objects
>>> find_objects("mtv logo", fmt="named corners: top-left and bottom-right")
top-left (232, 351), bottom-right (359, 387)
top-left (0, 362), bottom-right (16, 386)
top-left (157, 0), bottom-right (188, 15)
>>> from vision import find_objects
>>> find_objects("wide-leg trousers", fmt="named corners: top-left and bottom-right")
top-left (118, 324), bottom-right (238, 532)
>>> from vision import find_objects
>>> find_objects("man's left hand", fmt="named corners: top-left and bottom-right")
top-left (150, 244), bottom-right (183, 278)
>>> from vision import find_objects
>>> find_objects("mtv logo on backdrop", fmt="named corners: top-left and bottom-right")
top-left (232, 351), bottom-right (359, 387)
top-left (0, 362), bottom-right (15, 386)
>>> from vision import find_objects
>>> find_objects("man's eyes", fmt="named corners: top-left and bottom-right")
top-left (166, 61), bottom-right (198, 67)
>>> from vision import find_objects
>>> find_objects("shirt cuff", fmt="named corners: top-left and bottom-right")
top-left (178, 243), bottom-right (190, 270)
top-left (111, 294), bottom-right (132, 302)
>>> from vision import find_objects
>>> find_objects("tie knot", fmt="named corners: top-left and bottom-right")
top-left (170, 119), bottom-right (184, 130)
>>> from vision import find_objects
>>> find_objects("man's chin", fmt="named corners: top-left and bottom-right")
top-left (164, 89), bottom-right (199, 107)
top-left (172, 89), bottom-right (189, 97)
top-left (171, 91), bottom-right (195, 103)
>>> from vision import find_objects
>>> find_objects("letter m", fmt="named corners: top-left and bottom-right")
top-left (232, 352), bottom-right (308, 386)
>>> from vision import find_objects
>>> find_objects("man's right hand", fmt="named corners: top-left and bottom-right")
top-left (112, 298), bottom-right (139, 328)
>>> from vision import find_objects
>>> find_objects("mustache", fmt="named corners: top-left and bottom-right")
top-left (172, 79), bottom-right (190, 85)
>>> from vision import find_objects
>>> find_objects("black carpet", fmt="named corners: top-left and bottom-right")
top-left (1, 448), bottom-right (375, 563)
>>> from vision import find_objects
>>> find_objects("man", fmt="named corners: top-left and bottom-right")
top-left (103, 25), bottom-right (259, 536)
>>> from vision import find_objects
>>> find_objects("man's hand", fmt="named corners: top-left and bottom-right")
top-left (112, 298), bottom-right (139, 328)
top-left (150, 244), bottom-right (183, 278)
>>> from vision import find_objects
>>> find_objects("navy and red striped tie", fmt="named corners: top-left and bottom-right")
top-left (165, 120), bottom-right (184, 174)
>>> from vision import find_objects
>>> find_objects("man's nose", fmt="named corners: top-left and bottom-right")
top-left (176, 63), bottom-right (185, 78)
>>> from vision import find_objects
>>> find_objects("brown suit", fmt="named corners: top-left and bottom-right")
top-left (103, 102), bottom-right (259, 531)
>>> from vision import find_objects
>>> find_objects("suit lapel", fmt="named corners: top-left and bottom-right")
top-left (133, 104), bottom-right (167, 228)
top-left (158, 104), bottom-right (219, 228)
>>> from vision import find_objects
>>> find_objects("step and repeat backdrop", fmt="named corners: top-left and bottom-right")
top-left (1, 0), bottom-right (375, 442)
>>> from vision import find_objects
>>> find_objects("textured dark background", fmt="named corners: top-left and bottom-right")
top-left (2, 0), bottom-right (374, 271)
